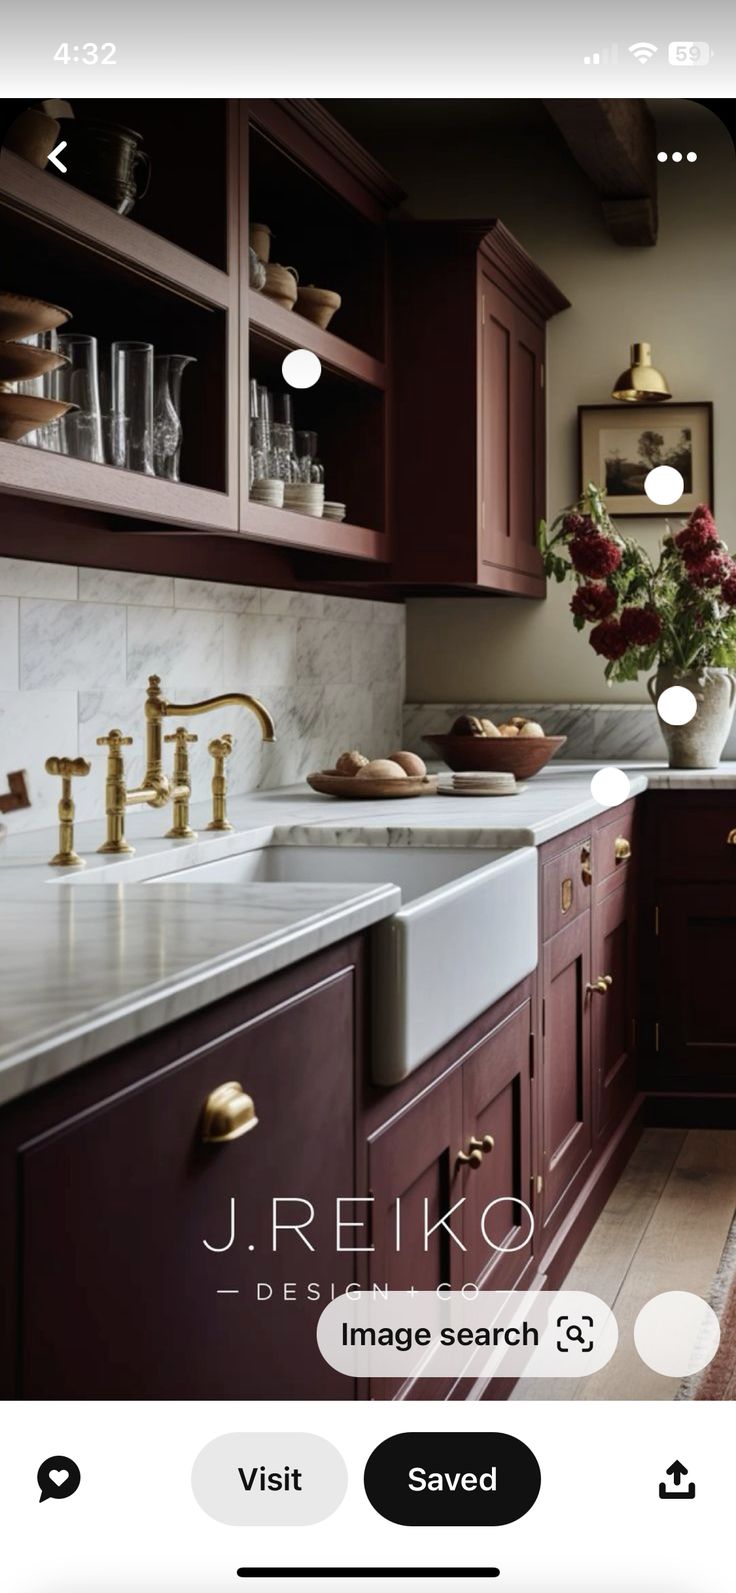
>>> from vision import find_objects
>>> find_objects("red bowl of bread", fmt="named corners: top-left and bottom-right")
top-left (424, 714), bottom-right (567, 778)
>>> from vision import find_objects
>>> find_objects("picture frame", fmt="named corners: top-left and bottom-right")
top-left (578, 402), bottom-right (714, 517)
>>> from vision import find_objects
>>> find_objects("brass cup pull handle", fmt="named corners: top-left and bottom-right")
top-left (586, 975), bottom-right (613, 996)
top-left (614, 836), bottom-right (632, 862)
top-left (727, 828), bottom-right (736, 846)
top-left (202, 1082), bottom-right (259, 1144)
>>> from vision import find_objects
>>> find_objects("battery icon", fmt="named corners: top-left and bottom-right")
top-left (668, 41), bottom-right (712, 64)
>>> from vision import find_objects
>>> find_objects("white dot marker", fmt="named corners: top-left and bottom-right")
top-left (281, 349), bottom-right (322, 389)
top-left (672, 151), bottom-right (683, 163)
top-left (590, 766), bottom-right (631, 808)
top-left (687, 151), bottom-right (698, 163)
top-left (634, 1291), bottom-right (720, 1378)
top-left (657, 685), bottom-right (697, 726)
top-left (657, 151), bottom-right (668, 162)
top-left (645, 465), bottom-right (685, 506)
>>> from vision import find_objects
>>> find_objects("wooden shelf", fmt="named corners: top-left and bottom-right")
top-left (243, 500), bottom-right (385, 560)
top-left (0, 442), bottom-right (235, 533)
top-left (248, 292), bottom-right (386, 389)
top-left (0, 149), bottom-right (232, 310)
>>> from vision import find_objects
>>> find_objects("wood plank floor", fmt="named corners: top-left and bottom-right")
top-left (512, 1128), bottom-right (736, 1401)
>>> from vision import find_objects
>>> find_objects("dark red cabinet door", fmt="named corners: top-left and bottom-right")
top-left (652, 882), bottom-right (736, 1088)
top-left (541, 911), bottom-right (592, 1236)
top-left (461, 994), bottom-right (534, 1292)
top-left (17, 965), bottom-right (356, 1399)
top-left (591, 882), bottom-right (636, 1142)
top-left (480, 277), bottom-right (545, 591)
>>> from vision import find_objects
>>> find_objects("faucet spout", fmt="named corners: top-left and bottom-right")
top-left (161, 692), bottom-right (276, 743)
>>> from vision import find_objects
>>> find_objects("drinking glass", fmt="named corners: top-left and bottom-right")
top-left (56, 334), bottom-right (104, 463)
top-left (102, 413), bottom-right (129, 469)
top-left (296, 430), bottom-right (325, 485)
top-left (111, 340), bottom-right (154, 475)
top-left (153, 353), bottom-right (196, 481)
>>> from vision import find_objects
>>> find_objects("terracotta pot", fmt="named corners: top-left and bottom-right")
top-left (648, 666), bottom-right (736, 768)
top-left (296, 284), bottom-right (342, 330)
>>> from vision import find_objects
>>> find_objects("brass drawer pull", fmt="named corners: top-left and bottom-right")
top-left (728, 829), bottom-right (736, 846)
top-left (614, 836), bottom-right (632, 862)
top-left (202, 1082), bottom-right (259, 1143)
top-left (456, 1134), bottom-right (495, 1169)
top-left (586, 975), bottom-right (613, 996)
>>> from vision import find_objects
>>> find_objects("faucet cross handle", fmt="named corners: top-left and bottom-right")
top-left (207, 734), bottom-right (234, 833)
top-left (45, 755), bottom-right (91, 868)
top-left (165, 728), bottom-right (198, 747)
top-left (96, 729), bottom-right (133, 750)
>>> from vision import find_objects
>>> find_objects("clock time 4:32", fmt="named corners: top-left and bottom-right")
top-left (53, 43), bottom-right (117, 65)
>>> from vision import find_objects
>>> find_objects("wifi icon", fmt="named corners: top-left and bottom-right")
top-left (629, 40), bottom-right (659, 63)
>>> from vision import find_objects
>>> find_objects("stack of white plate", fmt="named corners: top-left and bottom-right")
top-left (284, 482), bottom-right (325, 517)
top-left (251, 478), bottom-right (284, 508)
top-left (323, 501), bottom-right (347, 523)
top-left (438, 770), bottom-right (520, 798)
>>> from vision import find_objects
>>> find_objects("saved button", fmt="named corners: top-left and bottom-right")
top-left (364, 1432), bottom-right (541, 1526)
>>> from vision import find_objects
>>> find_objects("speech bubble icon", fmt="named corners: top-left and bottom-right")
top-left (38, 1455), bottom-right (81, 1503)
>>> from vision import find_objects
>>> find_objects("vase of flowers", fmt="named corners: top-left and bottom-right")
top-left (538, 486), bottom-right (736, 768)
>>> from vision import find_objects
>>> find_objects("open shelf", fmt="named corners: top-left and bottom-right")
top-left (242, 501), bottom-right (384, 561)
top-left (249, 292), bottom-right (386, 389)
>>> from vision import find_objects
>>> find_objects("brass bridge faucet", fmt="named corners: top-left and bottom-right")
top-left (97, 674), bottom-right (275, 855)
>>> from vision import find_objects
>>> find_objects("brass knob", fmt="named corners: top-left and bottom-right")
top-left (586, 975), bottom-right (613, 995)
top-left (614, 836), bottom-right (632, 862)
top-left (456, 1134), bottom-right (495, 1169)
top-left (727, 829), bottom-right (736, 846)
top-left (207, 734), bottom-right (234, 833)
top-left (581, 841), bottom-right (592, 886)
top-left (45, 756), bottom-right (91, 780)
top-left (202, 1082), bottom-right (259, 1144)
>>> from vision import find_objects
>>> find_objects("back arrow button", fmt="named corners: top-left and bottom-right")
top-left (47, 142), bottom-right (68, 174)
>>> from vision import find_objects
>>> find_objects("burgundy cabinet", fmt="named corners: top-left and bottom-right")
top-left (591, 882), bottom-right (637, 1142)
top-left (651, 882), bottom-right (736, 1089)
top-left (541, 911), bottom-right (592, 1237)
top-left (390, 220), bottom-right (569, 595)
top-left (461, 994), bottom-right (534, 1292)
top-left (0, 939), bottom-right (362, 1400)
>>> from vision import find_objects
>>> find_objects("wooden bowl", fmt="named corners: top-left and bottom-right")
top-left (423, 733), bottom-right (567, 779)
top-left (0, 292), bottom-right (71, 341)
top-left (0, 342), bottom-right (68, 385)
top-left (262, 263), bottom-right (298, 311)
top-left (296, 285), bottom-right (342, 330)
top-left (307, 770), bottom-right (438, 800)
top-left (0, 392), bottom-right (75, 442)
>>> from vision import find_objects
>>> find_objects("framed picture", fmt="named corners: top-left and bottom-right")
top-left (578, 402), bottom-right (714, 516)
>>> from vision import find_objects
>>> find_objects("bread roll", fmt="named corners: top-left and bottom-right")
top-left (356, 758), bottom-right (408, 779)
top-left (518, 721), bottom-right (544, 738)
top-left (452, 714), bottom-right (485, 736)
top-left (480, 719), bottom-right (501, 737)
top-left (498, 723), bottom-right (520, 737)
top-left (336, 750), bottom-right (369, 775)
top-left (388, 751), bottom-right (427, 776)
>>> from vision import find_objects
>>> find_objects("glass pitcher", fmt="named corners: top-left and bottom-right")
top-left (153, 353), bottom-right (196, 482)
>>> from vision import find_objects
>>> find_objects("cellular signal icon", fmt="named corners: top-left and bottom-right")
top-left (629, 41), bottom-right (659, 63)
top-left (583, 45), bottom-right (618, 65)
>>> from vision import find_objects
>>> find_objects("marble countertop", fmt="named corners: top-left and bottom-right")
top-left (1, 759), bottom-right (735, 1107)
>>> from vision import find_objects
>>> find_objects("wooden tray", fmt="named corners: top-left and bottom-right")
top-left (0, 342), bottom-right (68, 385)
top-left (0, 292), bottom-right (71, 341)
top-left (307, 770), bottom-right (438, 800)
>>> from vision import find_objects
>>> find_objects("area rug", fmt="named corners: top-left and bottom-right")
top-left (677, 1209), bottom-right (736, 1399)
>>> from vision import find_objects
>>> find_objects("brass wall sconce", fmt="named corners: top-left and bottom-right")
top-left (612, 342), bottom-right (671, 403)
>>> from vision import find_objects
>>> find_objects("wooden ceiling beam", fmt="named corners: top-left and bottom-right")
top-left (544, 98), bottom-right (659, 245)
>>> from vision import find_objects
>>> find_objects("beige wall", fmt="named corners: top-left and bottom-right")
top-left (395, 102), bottom-right (736, 703)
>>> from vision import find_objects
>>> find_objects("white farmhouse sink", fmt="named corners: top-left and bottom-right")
top-left (150, 843), bottom-right (539, 1084)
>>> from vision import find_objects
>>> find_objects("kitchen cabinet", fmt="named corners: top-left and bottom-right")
top-left (0, 938), bottom-right (363, 1400)
top-left (364, 980), bottom-right (535, 1400)
top-left (591, 881), bottom-right (637, 1142)
top-left (389, 220), bottom-right (569, 595)
top-left (643, 794), bottom-right (736, 1092)
top-left (541, 911), bottom-right (593, 1237)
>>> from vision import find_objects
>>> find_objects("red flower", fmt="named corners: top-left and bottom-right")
top-left (589, 619), bottom-right (628, 661)
top-left (675, 505), bottom-right (720, 564)
top-left (687, 552), bottom-right (729, 589)
top-left (570, 583), bottom-right (617, 622)
top-left (563, 511), bottom-right (596, 538)
top-left (721, 573), bottom-right (736, 608)
top-left (619, 606), bottom-right (662, 647)
top-left (570, 533), bottom-right (622, 579)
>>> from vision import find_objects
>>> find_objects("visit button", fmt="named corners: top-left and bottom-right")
top-left (364, 1432), bottom-right (541, 1526)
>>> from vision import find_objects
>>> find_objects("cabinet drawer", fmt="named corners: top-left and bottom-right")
top-left (653, 798), bottom-right (736, 881)
top-left (593, 803), bottom-right (636, 894)
top-left (542, 837), bottom-right (592, 940)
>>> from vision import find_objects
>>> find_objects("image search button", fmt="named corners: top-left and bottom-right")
top-left (37, 1456), bottom-right (81, 1503)
top-left (364, 1433), bottom-right (541, 1527)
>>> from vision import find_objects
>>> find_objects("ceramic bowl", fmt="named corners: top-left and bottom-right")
top-left (0, 391), bottom-right (76, 442)
top-left (423, 733), bottom-right (567, 779)
top-left (262, 263), bottom-right (298, 311)
top-left (0, 292), bottom-right (71, 342)
top-left (296, 285), bottom-right (342, 330)
top-left (323, 501), bottom-right (346, 522)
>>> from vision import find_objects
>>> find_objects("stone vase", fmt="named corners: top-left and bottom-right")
top-left (647, 666), bottom-right (736, 769)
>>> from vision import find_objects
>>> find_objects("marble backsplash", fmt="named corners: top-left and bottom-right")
top-left (0, 558), bottom-right (405, 834)
top-left (403, 701), bottom-right (736, 764)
